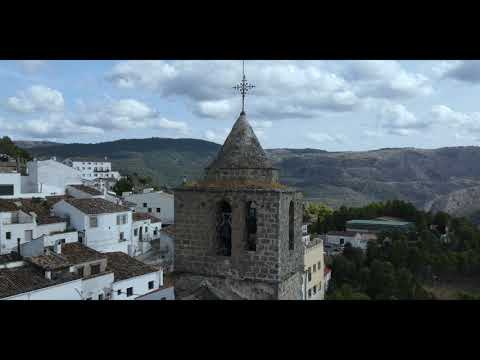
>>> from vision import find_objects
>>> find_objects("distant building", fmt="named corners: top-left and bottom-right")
top-left (71, 160), bottom-right (121, 181)
top-left (52, 198), bottom-right (132, 254)
top-left (346, 219), bottom-right (415, 235)
top-left (123, 189), bottom-right (174, 225)
top-left (0, 199), bottom-right (77, 255)
top-left (302, 237), bottom-right (325, 300)
top-left (326, 230), bottom-right (367, 250)
top-left (131, 212), bottom-right (162, 256)
top-left (24, 159), bottom-right (83, 196)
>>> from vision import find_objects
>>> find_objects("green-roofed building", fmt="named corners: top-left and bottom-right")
top-left (346, 219), bottom-right (415, 234)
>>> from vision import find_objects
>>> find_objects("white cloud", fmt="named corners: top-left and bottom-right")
top-left (156, 118), bottom-right (189, 134)
top-left (0, 114), bottom-right (102, 139)
top-left (376, 103), bottom-right (430, 136)
top-left (76, 98), bottom-right (190, 135)
top-left (203, 128), bottom-right (230, 144)
top-left (194, 99), bottom-right (232, 119)
top-left (17, 60), bottom-right (47, 73)
top-left (439, 60), bottom-right (480, 83)
top-left (343, 60), bottom-right (433, 99)
top-left (431, 105), bottom-right (480, 133)
top-left (6, 85), bottom-right (64, 113)
top-left (306, 132), bottom-right (347, 143)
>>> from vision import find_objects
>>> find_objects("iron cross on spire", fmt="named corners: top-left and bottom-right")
top-left (233, 60), bottom-right (255, 114)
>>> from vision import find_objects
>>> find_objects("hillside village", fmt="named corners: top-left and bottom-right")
top-left (2, 60), bottom-right (480, 300)
top-left (3, 104), bottom-right (474, 301)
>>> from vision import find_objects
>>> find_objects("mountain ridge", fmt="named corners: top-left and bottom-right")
top-left (15, 138), bottom-right (480, 218)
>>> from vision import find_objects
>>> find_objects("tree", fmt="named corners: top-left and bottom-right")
top-left (367, 260), bottom-right (395, 299)
top-left (327, 284), bottom-right (371, 300)
top-left (113, 177), bottom-right (133, 196)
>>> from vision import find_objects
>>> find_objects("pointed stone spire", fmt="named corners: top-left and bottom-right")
top-left (207, 112), bottom-right (272, 171)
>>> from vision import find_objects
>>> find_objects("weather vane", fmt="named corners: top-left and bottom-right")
top-left (233, 60), bottom-right (255, 114)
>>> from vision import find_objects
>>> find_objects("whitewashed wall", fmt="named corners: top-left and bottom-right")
top-left (111, 271), bottom-right (162, 300)
top-left (3, 279), bottom-right (83, 300)
top-left (124, 192), bottom-right (174, 224)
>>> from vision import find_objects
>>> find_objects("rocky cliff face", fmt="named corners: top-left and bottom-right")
top-left (266, 146), bottom-right (480, 213)
top-left (428, 185), bottom-right (480, 217)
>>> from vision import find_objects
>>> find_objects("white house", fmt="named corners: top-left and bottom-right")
top-left (1, 242), bottom-right (165, 300)
top-left (123, 190), bottom-right (174, 225)
top-left (326, 230), bottom-right (368, 251)
top-left (0, 259), bottom-right (83, 300)
top-left (105, 251), bottom-right (163, 300)
top-left (71, 160), bottom-right (121, 181)
top-left (131, 212), bottom-right (162, 256)
top-left (52, 198), bottom-right (132, 254)
top-left (0, 200), bottom-right (77, 255)
top-left (23, 159), bottom-right (83, 196)
top-left (0, 171), bottom-right (44, 199)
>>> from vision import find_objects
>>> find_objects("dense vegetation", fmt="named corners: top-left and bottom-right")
top-left (0, 136), bottom-right (32, 161)
top-left (112, 172), bottom-right (165, 196)
top-left (20, 138), bottom-right (219, 188)
top-left (305, 200), bottom-right (480, 300)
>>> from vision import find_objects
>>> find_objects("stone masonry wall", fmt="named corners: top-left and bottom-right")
top-left (278, 271), bottom-right (304, 300)
top-left (174, 187), bottom-right (304, 299)
top-left (205, 168), bottom-right (279, 183)
top-left (175, 189), bottom-right (284, 282)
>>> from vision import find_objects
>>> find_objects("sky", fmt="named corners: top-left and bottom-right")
top-left (1, 60), bottom-right (480, 151)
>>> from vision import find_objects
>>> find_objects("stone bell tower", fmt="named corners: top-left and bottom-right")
top-left (173, 63), bottom-right (304, 300)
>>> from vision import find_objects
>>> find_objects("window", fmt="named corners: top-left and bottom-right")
top-left (340, 238), bottom-right (345, 245)
top-left (216, 200), bottom-right (232, 256)
top-left (319, 282), bottom-right (322, 291)
top-left (98, 294), bottom-right (104, 300)
top-left (90, 264), bottom-right (100, 275)
top-left (77, 266), bottom-right (84, 277)
top-left (161, 297), bottom-right (167, 300)
top-left (313, 286), bottom-right (317, 294)
top-left (89, 216), bottom-right (98, 228)
top-left (289, 201), bottom-right (294, 250)
top-left (154, 228), bottom-right (158, 235)
top-left (86, 297), bottom-right (92, 300)
top-left (117, 214), bottom-right (127, 225)
top-left (245, 201), bottom-right (257, 251)
top-left (308, 289), bottom-right (311, 298)
top-left (117, 289), bottom-right (121, 296)
top-left (318, 261), bottom-right (321, 269)
top-left (313, 264), bottom-right (317, 272)
top-left (156, 208), bottom-right (161, 213)
top-left (119, 232), bottom-right (125, 241)
top-left (0, 185), bottom-right (14, 196)
top-left (148, 208), bottom-right (152, 213)
top-left (143, 203), bottom-right (147, 207)
top-left (134, 229), bottom-right (138, 236)
top-left (144, 226), bottom-right (148, 233)
top-left (148, 281), bottom-right (154, 290)
top-left (126, 287), bottom-right (133, 297)
top-left (308, 268), bottom-right (312, 282)
top-left (6, 232), bottom-right (11, 240)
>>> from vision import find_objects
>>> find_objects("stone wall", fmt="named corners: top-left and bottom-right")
top-left (278, 271), bottom-right (304, 300)
top-left (205, 168), bottom-right (279, 183)
top-left (278, 192), bottom-right (304, 282)
top-left (175, 187), bottom-right (303, 298)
